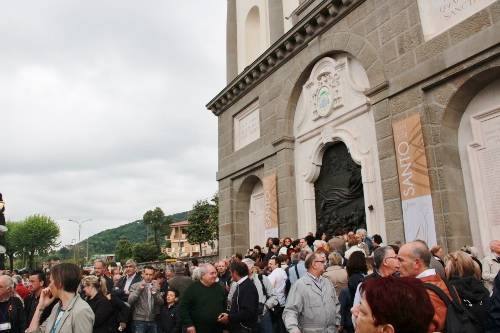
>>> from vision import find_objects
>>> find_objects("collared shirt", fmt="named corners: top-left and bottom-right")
top-left (237, 275), bottom-right (248, 285)
top-left (125, 273), bottom-right (137, 291)
top-left (268, 267), bottom-right (287, 306)
top-left (307, 272), bottom-right (325, 292)
top-left (416, 268), bottom-right (436, 279)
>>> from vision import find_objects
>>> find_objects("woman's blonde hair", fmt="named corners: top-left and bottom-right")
top-left (82, 275), bottom-right (108, 295)
top-left (444, 251), bottom-right (481, 280)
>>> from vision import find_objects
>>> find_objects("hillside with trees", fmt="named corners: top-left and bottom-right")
top-left (76, 211), bottom-right (188, 256)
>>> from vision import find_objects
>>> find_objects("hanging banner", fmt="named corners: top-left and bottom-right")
top-left (263, 173), bottom-right (279, 238)
top-left (392, 114), bottom-right (437, 246)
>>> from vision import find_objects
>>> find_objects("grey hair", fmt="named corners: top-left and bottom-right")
top-left (125, 259), bottom-right (137, 267)
top-left (356, 228), bottom-right (367, 235)
top-left (0, 275), bottom-right (14, 289)
top-left (198, 263), bottom-right (213, 278)
top-left (412, 240), bottom-right (431, 267)
top-left (373, 246), bottom-right (394, 269)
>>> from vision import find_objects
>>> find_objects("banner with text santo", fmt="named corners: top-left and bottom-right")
top-left (393, 114), bottom-right (437, 246)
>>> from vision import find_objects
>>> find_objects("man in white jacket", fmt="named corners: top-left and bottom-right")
top-left (482, 240), bottom-right (500, 294)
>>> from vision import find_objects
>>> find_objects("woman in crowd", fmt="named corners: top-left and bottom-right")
top-left (339, 251), bottom-right (367, 333)
top-left (26, 263), bottom-right (94, 333)
top-left (445, 250), bottom-right (490, 332)
top-left (323, 252), bottom-right (347, 297)
top-left (82, 275), bottom-right (114, 333)
top-left (354, 277), bottom-right (434, 333)
top-left (278, 237), bottom-right (293, 256)
top-left (430, 245), bottom-right (445, 267)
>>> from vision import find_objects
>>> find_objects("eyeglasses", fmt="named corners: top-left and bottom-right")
top-left (125, 265), bottom-right (133, 268)
top-left (314, 260), bottom-right (326, 264)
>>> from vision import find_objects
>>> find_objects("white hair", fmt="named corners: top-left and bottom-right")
top-left (356, 228), bottom-right (367, 236)
top-left (0, 275), bottom-right (14, 289)
top-left (191, 267), bottom-right (202, 281)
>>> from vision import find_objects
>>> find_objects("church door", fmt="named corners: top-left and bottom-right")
top-left (314, 142), bottom-right (366, 235)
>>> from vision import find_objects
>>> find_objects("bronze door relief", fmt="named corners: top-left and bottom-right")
top-left (314, 142), bottom-right (366, 236)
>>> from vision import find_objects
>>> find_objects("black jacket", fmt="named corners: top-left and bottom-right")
top-left (487, 272), bottom-right (500, 333)
top-left (229, 278), bottom-right (259, 332)
top-left (449, 276), bottom-right (490, 332)
top-left (0, 297), bottom-right (26, 333)
top-left (86, 293), bottom-right (115, 333)
top-left (24, 293), bottom-right (56, 326)
top-left (115, 273), bottom-right (142, 302)
top-left (159, 303), bottom-right (181, 333)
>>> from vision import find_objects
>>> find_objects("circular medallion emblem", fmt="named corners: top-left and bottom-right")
top-left (316, 86), bottom-right (332, 117)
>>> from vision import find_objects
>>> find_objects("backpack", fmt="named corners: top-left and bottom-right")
top-left (424, 281), bottom-right (482, 333)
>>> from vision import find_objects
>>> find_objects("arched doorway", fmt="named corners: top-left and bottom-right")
top-left (458, 78), bottom-right (500, 254)
top-left (249, 181), bottom-right (266, 247)
top-left (315, 142), bottom-right (366, 236)
top-left (293, 55), bottom-right (386, 238)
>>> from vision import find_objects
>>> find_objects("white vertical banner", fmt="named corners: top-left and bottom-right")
top-left (393, 114), bottom-right (437, 246)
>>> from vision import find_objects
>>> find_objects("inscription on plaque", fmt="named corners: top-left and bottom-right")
top-left (234, 101), bottom-right (260, 150)
top-left (418, 0), bottom-right (496, 41)
top-left (479, 114), bottom-right (500, 225)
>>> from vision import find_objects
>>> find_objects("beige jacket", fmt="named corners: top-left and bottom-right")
top-left (323, 266), bottom-right (348, 297)
top-left (36, 295), bottom-right (94, 333)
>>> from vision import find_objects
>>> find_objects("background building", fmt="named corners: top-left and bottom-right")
top-left (164, 220), bottom-right (217, 258)
top-left (207, 0), bottom-right (500, 258)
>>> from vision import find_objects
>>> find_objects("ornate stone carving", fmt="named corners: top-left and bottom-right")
top-left (312, 71), bottom-right (343, 120)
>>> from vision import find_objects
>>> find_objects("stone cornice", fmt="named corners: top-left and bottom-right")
top-left (206, 0), bottom-right (365, 116)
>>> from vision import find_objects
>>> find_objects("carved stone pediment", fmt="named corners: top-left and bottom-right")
top-left (294, 56), bottom-right (369, 138)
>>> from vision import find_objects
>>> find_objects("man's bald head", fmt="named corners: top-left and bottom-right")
top-left (397, 241), bottom-right (431, 277)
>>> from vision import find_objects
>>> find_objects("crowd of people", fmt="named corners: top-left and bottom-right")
top-left (0, 229), bottom-right (500, 333)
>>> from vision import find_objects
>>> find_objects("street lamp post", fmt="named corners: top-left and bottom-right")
top-left (67, 218), bottom-right (91, 265)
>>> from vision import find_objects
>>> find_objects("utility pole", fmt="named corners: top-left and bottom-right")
top-left (67, 218), bottom-right (91, 265)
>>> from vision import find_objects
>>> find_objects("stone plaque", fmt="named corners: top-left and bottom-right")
top-left (234, 101), bottom-right (260, 150)
top-left (418, 0), bottom-right (496, 41)
top-left (478, 113), bottom-right (500, 225)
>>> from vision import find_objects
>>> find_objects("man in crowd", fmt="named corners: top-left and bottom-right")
top-left (117, 259), bottom-right (142, 302)
top-left (93, 258), bottom-right (113, 293)
top-left (240, 258), bottom-right (277, 333)
top-left (351, 246), bottom-right (400, 321)
top-left (483, 240), bottom-right (500, 294)
top-left (356, 228), bottom-right (373, 254)
top-left (169, 262), bottom-right (193, 299)
top-left (287, 250), bottom-right (308, 286)
top-left (298, 238), bottom-right (312, 254)
top-left (218, 261), bottom-right (259, 333)
top-left (398, 241), bottom-right (451, 333)
top-left (283, 252), bottom-right (340, 333)
top-left (24, 271), bottom-right (55, 326)
top-left (216, 260), bottom-right (231, 293)
top-left (180, 263), bottom-right (226, 333)
top-left (267, 256), bottom-right (288, 332)
top-left (128, 265), bottom-right (164, 333)
top-left (0, 275), bottom-right (26, 333)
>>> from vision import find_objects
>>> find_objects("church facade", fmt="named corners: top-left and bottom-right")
top-left (206, 0), bottom-right (500, 258)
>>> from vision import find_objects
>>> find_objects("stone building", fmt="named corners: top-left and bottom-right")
top-left (206, 0), bottom-right (500, 258)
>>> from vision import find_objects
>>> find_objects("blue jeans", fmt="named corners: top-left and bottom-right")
top-left (259, 311), bottom-right (273, 333)
top-left (133, 320), bottom-right (157, 333)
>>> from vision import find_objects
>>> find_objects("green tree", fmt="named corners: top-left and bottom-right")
top-left (5, 222), bottom-right (23, 270)
top-left (186, 194), bottom-right (219, 255)
top-left (115, 236), bottom-right (133, 263)
top-left (132, 241), bottom-right (159, 263)
top-left (16, 214), bottom-right (60, 269)
top-left (142, 207), bottom-right (169, 252)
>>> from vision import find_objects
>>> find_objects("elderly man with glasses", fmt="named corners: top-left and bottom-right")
top-left (283, 252), bottom-right (340, 333)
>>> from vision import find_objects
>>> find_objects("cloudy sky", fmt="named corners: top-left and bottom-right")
top-left (0, 1), bottom-right (226, 246)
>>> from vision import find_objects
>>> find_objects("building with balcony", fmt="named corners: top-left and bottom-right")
top-left (164, 220), bottom-right (217, 258)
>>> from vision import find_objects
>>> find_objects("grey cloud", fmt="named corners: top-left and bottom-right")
top-left (0, 1), bottom-right (226, 245)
